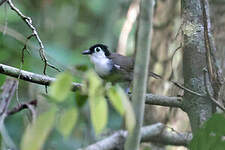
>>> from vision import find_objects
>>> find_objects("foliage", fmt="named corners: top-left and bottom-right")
top-left (84, 70), bottom-right (108, 134)
top-left (49, 71), bottom-right (73, 102)
top-left (82, 70), bottom-right (135, 134)
top-left (0, 0), bottom-right (129, 148)
top-left (4, 69), bottom-right (134, 149)
top-left (21, 106), bottom-right (57, 150)
top-left (189, 113), bottom-right (225, 150)
top-left (107, 85), bottom-right (135, 132)
top-left (56, 107), bottom-right (78, 137)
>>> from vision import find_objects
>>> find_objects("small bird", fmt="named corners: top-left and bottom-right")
top-left (82, 44), bottom-right (161, 83)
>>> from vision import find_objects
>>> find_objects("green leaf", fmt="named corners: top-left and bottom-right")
top-left (85, 70), bottom-right (107, 134)
top-left (107, 85), bottom-right (135, 133)
top-left (49, 72), bottom-right (73, 102)
top-left (56, 107), bottom-right (78, 137)
top-left (21, 106), bottom-right (57, 150)
top-left (86, 70), bottom-right (103, 97)
top-left (107, 85), bottom-right (125, 115)
top-left (189, 113), bottom-right (225, 150)
top-left (89, 96), bottom-right (108, 134)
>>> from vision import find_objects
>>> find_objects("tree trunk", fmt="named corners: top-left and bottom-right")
top-left (125, 0), bottom-right (154, 149)
top-left (182, 0), bottom-right (213, 133)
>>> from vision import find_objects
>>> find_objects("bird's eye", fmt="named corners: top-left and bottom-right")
top-left (95, 47), bottom-right (101, 52)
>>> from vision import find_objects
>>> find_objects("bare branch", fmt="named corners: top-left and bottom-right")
top-left (7, 0), bottom-right (60, 74)
top-left (81, 123), bottom-right (192, 150)
top-left (0, 78), bottom-right (18, 115)
top-left (0, 0), bottom-right (7, 6)
top-left (0, 63), bottom-right (186, 110)
top-left (203, 69), bottom-right (225, 111)
top-left (0, 63), bottom-right (82, 91)
top-left (145, 94), bottom-right (183, 108)
top-left (7, 99), bottom-right (37, 116)
top-left (201, 0), bottom-right (224, 113)
top-left (0, 78), bottom-right (18, 150)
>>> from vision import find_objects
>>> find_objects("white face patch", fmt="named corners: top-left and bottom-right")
top-left (89, 47), bottom-right (112, 76)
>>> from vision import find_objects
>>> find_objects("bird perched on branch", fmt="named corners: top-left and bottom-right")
top-left (82, 44), bottom-right (161, 83)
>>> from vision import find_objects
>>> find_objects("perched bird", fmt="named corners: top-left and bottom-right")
top-left (82, 44), bottom-right (160, 83)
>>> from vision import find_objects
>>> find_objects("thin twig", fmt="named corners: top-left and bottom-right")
top-left (7, 0), bottom-right (60, 74)
top-left (201, 0), bottom-right (224, 96)
top-left (0, 0), bottom-right (7, 6)
top-left (7, 99), bottom-right (37, 116)
top-left (171, 81), bottom-right (204, 97)
top-left (21, 34), bottom-right (34, 63)
top-left (25, 102), bottom-right (37, 124)
top-left (203, 68), bottom-right (225, 111)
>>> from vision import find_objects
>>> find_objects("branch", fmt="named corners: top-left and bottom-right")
top-left (201, 0), bottom-right (224, 113)
top-left (0, 78), bottom-right (18, 115)
top-left (81, 123), bottom-right (192, 150)
top-left (145, 94), bottom-right (183, 108)
top-left (7, 0), bottom-right (59, 74)
top-left (203, 69), bottom-right (225, 111)
top-left (7, 99), bottom-right (38, 116)
top-left (182, 0), bottom-right (215, 132)
top-left (0, 63), bottom-right (185, 109)
top-left (0, 78), bottom-right (18, 150)
top-left (0, 0), bottom-right (7, 6)
top-left (0, 63), bottom-right (82, 91)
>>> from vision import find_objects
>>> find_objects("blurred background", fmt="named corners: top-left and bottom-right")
top-left (0, 0), bottom-right (224, 150)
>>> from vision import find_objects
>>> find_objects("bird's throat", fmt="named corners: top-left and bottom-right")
top-left (90, 55), bottom-right (112, 76)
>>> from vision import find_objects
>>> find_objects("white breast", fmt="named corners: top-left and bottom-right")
top-left (90, 54), bottom-right (112, 76)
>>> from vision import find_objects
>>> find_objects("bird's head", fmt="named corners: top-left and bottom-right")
top-left (82, 44), bottom-right (111, 59)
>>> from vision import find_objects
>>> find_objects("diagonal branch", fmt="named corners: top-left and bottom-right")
top-left (0, 78), bottom-right (18, 150)
top-left (0, 78), bottom-right (18, 115)
top-left (0, 63), bottom-right (185, 108)
top-left (203, 69), bottom-right (225, 111)
top-left (0, 0), bottom-right (7, 6)
top-left (81, 123), bottom-right (192, 150)
top-left (0, 63), bottom-right (82, 91)
top-left (7, 99), bottom-right (38, 116)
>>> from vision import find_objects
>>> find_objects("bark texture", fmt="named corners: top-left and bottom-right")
top-left (182, 0), bottom-right (213, 132)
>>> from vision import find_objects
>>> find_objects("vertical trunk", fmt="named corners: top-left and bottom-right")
top-left (210, 0), bottom-right (225, 105)
top-left (182, 0), bottom-right (213, 133)
top-left (125, 0), bottom-right (154, 149)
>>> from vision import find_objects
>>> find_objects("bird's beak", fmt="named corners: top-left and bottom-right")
top-left (82, 49), bottom-right (91, 55)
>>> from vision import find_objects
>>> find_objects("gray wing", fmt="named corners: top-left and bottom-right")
top-left (108, 53), bottom-right (160, 81)
top-left (108, 53), bottom-right (134, 72)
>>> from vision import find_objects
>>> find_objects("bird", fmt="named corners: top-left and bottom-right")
top-left (82, 43), bottom-right (161, 84)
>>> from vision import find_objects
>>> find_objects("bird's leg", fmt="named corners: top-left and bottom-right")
top-left (125, 87), bottom-right (130, 94)
top-left (124, 81), bottom-right (132, 94)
